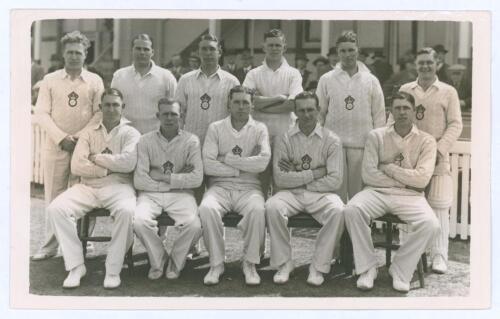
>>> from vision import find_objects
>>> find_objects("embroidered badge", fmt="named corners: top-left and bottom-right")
top-left (68, 91), bottom-right (79, 107)
top-left (101, 147), bottom-right (112, 154)
top-left (394, 153), bottom-right (404, 166)
top-left (232, 145), bottom-right (243, 156)
top-left (162, 161), bottom-right (174, 174)
top-left (344, 95), bottom-right (355, 110)
top-left (415, 104), bottom-right (426, 120)
top-left (301, 154), bottom-right (312, 170)
top-left (200, 93), bottom-right (211, 110)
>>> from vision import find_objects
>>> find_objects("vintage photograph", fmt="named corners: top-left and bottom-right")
top-left (11, 10), bottom-right (489, 309)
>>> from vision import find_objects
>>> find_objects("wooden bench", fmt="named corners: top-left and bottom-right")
top-left (373, 213), bottom-right (427, 288)
top-left (78, 209), bottom-right (354, 274)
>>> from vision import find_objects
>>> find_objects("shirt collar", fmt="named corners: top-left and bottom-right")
top-left (93, 117), bottom-right (131, 131)
top-left (195, 66), bottom-right (223, 79)
top-left (60, 68), bottom-right (90, 82)
top-left (388, 123), bottom-right (420, 138)
top-left (156, 128), bottom-right (183, 142)
top-left (334, 61), bottom-right (371, 75)
top-left (263, 57), bottom-right (289, 72)
top-left (225, 115), bottom-right (256, 130)
top-left (132, 60), bottom-right (159, 77)
top-left (411, 76), bottom-right (443, 91)
top-left (289, 122), bottom-right (323, 138)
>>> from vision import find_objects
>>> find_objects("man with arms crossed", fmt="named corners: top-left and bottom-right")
top-left (199, 86), bottom-right (271, 286)
top-left (47, 88), bottom-right (140, 289)
top-left (344, 92), bottom-right (439, 292)
top-left (398, 47), bottom-right (462, 274)
top-left (133, 98), bottom-right (203, 280)
top-left (33, 30), bottom-right (104, 260)
top-left (243, 29), bottom-right (303, 141)
top-left (266, 92), bottom-right (344, 286)
top-left (111, 34), bottom-right (177, 134)
top-left (316, 31), bottom-right (386, 202)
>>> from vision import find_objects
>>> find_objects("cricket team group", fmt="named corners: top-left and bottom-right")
top-left (31, 27), bottom-right (462, 293)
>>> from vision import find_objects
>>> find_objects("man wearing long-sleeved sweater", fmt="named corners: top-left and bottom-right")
top-left (47, 88), bottom-right (140, 289)
top-left (199, 86), bottom-right (271, 286)
top-left (316, 31), bottom-right (386, 202)
top-left (265, 91), bottom-right (345, 286)
top-left (133, 98), bottom-right (203, 281)
top-left (397, 47), bottom-right (463, 275)
top-left (344, 92), bottom-right (440, 293)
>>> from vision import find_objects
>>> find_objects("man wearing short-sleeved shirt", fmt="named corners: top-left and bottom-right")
top-left (316, 31), bottom-right (386, 202)
top-left (243, 29), bottom-right (303, 140)
top-left (397, 47), bottom-right (462, 274)
top-left (33, 31), bottom-right (104, 260)
top-left (111, 34), bottom-right (177, 134)
top-left (175, 34), bottom-right (240, 145)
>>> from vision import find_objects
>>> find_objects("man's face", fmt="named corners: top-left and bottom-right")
top-left (132, 39), bottom-right (154, 65)
top-left (188, 57), bottom-right (200, 69)
top-left (295, 59), bottom-right (307, 69)
top-left (391, 98), bottom-right (415, 127)
top-left (263, 36), bottom-right (286, 61)
top-left (415, 53), bottom-right (437, 79)
top-left (172, 55), bottom-right (182, 67)
top-left (436, 51), bottom-right (445, 64)
top-left (199, 40), bottom-right (221, 66)
top-left (337, 41), bottom-right (358, 69)
top-left (295, 98), bottom-right (319, 127)
top-left (228, 92), bottom-right (253, 122)
top-left (328, 53), bottom-right (339, 66)
top-left (157, 103), bottom-right (181, 132)
top-left (315, 61), bottom-right (329, 76)
top-left (63, 42), bottom-right (86, 71)
top-left (226, 54), bottom-right (236, 64)
top-left (449, 70), bottom-right (463, 84)
top-left (100, 94), bottom-right (124, 123)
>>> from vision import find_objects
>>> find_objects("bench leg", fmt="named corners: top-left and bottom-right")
top-left (422, 253), bottom-right (428, 272)
top-left (126, 245), bottom-right (134, 275)
top-left (81, 216), bottom-right (89, 258)
top-left (340, 230), bottom-right (354, 274)
top-left (417, 257), bottom-right (425, 288)
top-left (385, 221), bottom-right (393, 267)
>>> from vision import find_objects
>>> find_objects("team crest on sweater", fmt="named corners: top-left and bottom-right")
top-left (394, 153), bottom-right (404, 166)
top-left (301, 154), bottom-right (312, 170)
top-left (68, 91), bottom-right (79, 107)
top-left (101, 147), bottom-right (112, 154)
top-left (344, 95), bottom-right (355, 110)
top-left (162, 160), bottom-right (174, 174)
top-left (200, 93), bottom-right (211, 110)
top-left (415, 104), bottom-right (426, 120)
top-left (232, 145), bottom-right (243, 156)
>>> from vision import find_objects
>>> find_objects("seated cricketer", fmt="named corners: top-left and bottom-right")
top-left (265, 91), bottom-right (345, 286)
top-left (344, 91), bottom-right (440, 293)
top-left (133, 97), bottom-right (203, 280)
top-left (47, 88), bottom-right (140, 289)
top-left (199, 85), bottom-right (271, 286)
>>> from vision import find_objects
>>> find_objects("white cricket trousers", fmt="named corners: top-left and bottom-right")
top-left (265, 190), bottom-right (345, 273)
top-left (199, 186), bottom-right (266, 267)
top-left (48, 183), bottom-right (135, 275)
top-left (344, 189), bottom-right (440, 283)
top-left (339, 147), bottom-right (364, 202)
top-left (427, 174), bottom-right (454, 261)
top-left (133, 192), bottom-right (202, 273)
top-left (39, 141), bottom-right (78, 255)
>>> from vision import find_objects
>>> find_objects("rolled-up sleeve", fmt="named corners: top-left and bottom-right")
top-left (94, 128), bottom-right (140, 173)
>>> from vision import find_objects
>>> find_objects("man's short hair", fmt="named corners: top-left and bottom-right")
top-left (264, 29), bottom-right (286, 42)
top-left (335, 31), bottom-right (358, 46)
top-left (131, 34), bottom-right (154, 48)
top-left (199, 34), bottom-right (221, 49)
top-left (61, 31), bottom-right (91, 50)
top-left (101, 88), bottom-right (123, 102)
top-left (228, 85), bottom-right (255, 102)
top-left (157, 97), bottom-right (181, 112)
top-left (294, 91), bottom-right (320, 110)
top-left (391, 91), bottom-right (416, 110)
top-left (416, 47), bottom-right (438, 61)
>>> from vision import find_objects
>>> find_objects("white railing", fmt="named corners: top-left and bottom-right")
top-left (30, 120), bottom-right (473, 239)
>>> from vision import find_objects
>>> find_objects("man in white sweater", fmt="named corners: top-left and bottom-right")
top-left (266, 91), bottom-right (345, 286)
top-left (316, 31), bottom-right (386, 202)
top-left (133, 98), bottom-right (203, 281)
top-left (398, 48), bottom-right (463, 274)
top-left (199, 86), bottom-right (271, 286)
top-left (344, 92), bottom-right (440, 293)
top-left (47, 88), bottom-right (140, 289)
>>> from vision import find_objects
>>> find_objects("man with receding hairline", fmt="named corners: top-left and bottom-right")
top-left (47, 88), bottom-right (140, 289)
top-left (133, 98), bottom-right (203, 281)
top-left (111, 33), bottom-right (177, 134)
